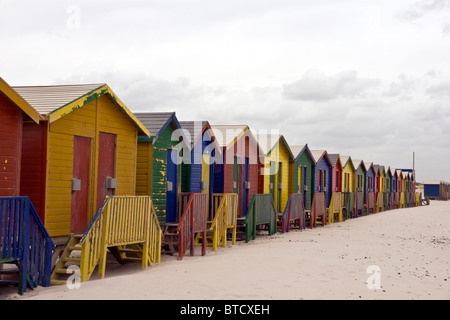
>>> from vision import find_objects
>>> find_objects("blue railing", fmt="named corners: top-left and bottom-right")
top-left (0, 197), bottom-right (54, 294)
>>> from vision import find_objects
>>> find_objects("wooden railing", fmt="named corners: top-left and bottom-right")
top-left (383, 192), bottom-right (391, 211)
top-left (209, 193), bottom-right (238, 250)
top-left (366, 192), bottom-right (376, 214)
top-left (80, 195), bottom-right (161, 281)
top-left (280, 193), bottom-right (306, 233)
top-left (310, 192), bottom-right (327, 228)
top-left (327, 192), bottom-right (343, 223)
top-left (376, 192), bottom-right (384, 213)
top-left (245, 194), bottom-right (277, 242)
top-left (355, 192), bottom-right (365, 217)
top-left (400, 192), bottom-right (405, 208)
top-left (343, 192), bottom-right (354, 219)
top-left (0, 196), bottom-right (54, 294)
top-left (177, 193), bottom-right (207, 259)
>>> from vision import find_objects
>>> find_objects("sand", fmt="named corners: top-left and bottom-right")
top-left (1, 200), bottom-right (449, 300)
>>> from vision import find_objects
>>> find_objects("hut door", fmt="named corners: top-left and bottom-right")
top-left (303, 167), bottom-right (307, 208)
top-left (71, 136), bottom-right (91, 234)
top-left (166, 149), bottom-right (177, 223)
top-left (269, 161), bottom-right (275, 204)
top-left (202, 154), bottom-right (210, 213)
top-left (277, 162), bottom-right (282, 212)
top-left (96, 132), bottom-right (116, 210)
top-left (232, 156), bottom-right (238, 194)
top-left (241, 157), bottom-right (249, 216)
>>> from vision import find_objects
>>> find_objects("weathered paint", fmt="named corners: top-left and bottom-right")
top-left (136, 120), bottom-right (182, 224)
top-left (47, 85), bottom-right (149, 138)
top-left (20, 94), bottom-right (139, 237)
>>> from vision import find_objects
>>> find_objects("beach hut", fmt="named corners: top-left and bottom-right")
top-left (0, 78), bottom-right (41, 197)
top-left (179, 120), bottom-right (222, 215)
top-left (373, 165), bottom-right (380, 194)
top-left (385, 167), bottom-right (393, 210)
top-left (134, 112), bottom-right (190, 224)
top-left (210, 125), bottom-right (260, 217)
top-left (13, 83), bottom-right (149, 239)
top-left (341, 156), bottom-right (355, 193)
top-left (311, 150), bottom-right (333, 207)
top-left (424, 181), bottom-right (442, 200)
top-left (290, 144), bottom-right (315, 210)
top-left (353, 159), bottom-right (367, 216)
top-left (340, 155), bottom-right (356, 219)
top-left (255, 133), bottom-right (294, 214)
top-left (365, 162), bottom-right (377, 214)
top-left (328, 154), bottom-right (342, 193)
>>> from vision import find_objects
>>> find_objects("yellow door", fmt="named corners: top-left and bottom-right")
top-left (202, 154), bottom-right (210, 209)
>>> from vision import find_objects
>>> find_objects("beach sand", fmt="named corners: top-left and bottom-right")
top-left (1, 200), bottom-right (449, 300)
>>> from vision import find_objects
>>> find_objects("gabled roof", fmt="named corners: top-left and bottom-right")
top-left (0, 77), bottom-right (41, 123)
top-left (328, 153), bottom-right (342, 169)
top-left (253, 133), bottom-right (294, 159)
top-left (386, 166), bottom-right (393, 177)
top-left (364, 161), bottom-right (375, 174)
top-left (340, 156), bottom-right (356, 172)
top-left (13, 83), bottom-right (149, 136)
top-left (353, 159), bottom-right (367, 172)
top-left (210, 125), bottom-right (249, 149)
top-left (179, 120), bottom-right (208, 146)
top-left (373, 164), bottom-right (380, 175)
top-left (134, 111), bottom-right (186, 143)
top-left (290, 144), bottom-right (314, 163)
top-left (179, 120), bottom-right (222, 155)
top-left (310, 150), bottom-right (332, 167)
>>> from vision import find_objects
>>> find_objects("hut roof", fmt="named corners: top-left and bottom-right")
top-left (289, 144), bottom-right (314, 162)
top-left (210, 125), bottom-right (249, 149)
top-left (0, 77), bottom-right (41, 123)
top-left (328, 153), bottom-right (341, 168)
top-left (253, 133), bottom-right (294, 159)
top-left (14, 83), bottom-right (149, 136)
top-left (179, 120), bottom-right (222, 155)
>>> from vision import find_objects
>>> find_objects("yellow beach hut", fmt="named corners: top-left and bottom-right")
top-left (13, 83), bottom-right (149, 240)
top-left (254, 133), bottom-right (294, 213)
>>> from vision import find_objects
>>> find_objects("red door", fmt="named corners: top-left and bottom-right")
top-left (96, 132), bottom-right (116, 210)
top-left (71, 136), bottom-right (91, 233)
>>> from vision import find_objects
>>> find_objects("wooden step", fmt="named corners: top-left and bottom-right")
top-left (50, 279), bottom-right (68, 286)
top-left (61, 257), bottom-right (81, 263)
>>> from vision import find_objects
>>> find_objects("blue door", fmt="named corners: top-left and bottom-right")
top-left (166, 149), bottom-right (177, 223)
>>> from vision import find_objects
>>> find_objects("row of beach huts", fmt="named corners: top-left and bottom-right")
top-left (0, 78), bottom-right (431, 294)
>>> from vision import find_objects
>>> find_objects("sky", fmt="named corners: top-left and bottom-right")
top-left (1, 0), bottom-right (449, 182)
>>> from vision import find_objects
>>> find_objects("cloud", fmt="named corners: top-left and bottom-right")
top-left (397, 0), bottom-right (450, 36)
top-left (282, 70), bottom-right (380, 102)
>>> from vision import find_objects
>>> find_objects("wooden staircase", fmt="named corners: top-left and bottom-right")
top-left (235, 217), bottom-right (246, 241)
top-left (161, 223), bottom-right (180, 257)
top-left (50, 234), bottom-right (83, 286)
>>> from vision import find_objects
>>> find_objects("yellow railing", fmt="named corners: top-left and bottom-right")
top-left (209, 193), bottom-right (238, 251)
top-left (400, 192), bottom-right (405, 208)
top-left (80, 195), bottom-right (161, 282)
top-left (376, 192), bottom-right (384, 213)
top-left (327, 192), bottom-right (343, 223)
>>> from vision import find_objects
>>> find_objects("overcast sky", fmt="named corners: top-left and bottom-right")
top-left (1, 0), bottom-right (449, 182)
